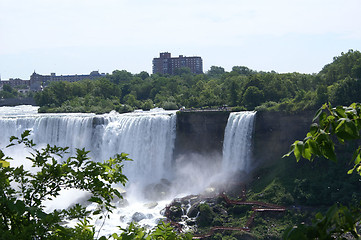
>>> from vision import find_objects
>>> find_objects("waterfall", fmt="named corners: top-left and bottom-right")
top-left (0, 105), bottom-right (178, 231)
top-left (0, 106), bottom-right (177, 187)
top-left (0, 106), bottom-right (258, 233)
top-left (98, 111), bottom-right (177, 185)
top-left (222, 111), bottom-right (256, 175)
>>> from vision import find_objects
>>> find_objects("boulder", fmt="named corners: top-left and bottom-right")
top-left (132, 212), bottom-right (146, 222)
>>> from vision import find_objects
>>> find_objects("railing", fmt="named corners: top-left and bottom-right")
top-left (163, 183), bottom-right (287, 239)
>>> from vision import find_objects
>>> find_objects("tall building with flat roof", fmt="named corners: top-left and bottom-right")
top-left (152, 52), bottom-right (203, 75)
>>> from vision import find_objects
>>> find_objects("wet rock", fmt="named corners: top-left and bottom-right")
top-left (92, 117), bottom-right (105, 127)
top-left (161, 178), bottom-right (171, 186)
top-left (189, 196), bottom-right (200, 205)
top-left (143, 202), bottom-right (158, 209)
top-left (132, 212), bottom-right (146, 222)
top-left (155, 217), bottom-right (167, 224)
top-left (185, 218), bottom-right (197, 226)
top-left (116, 198), bottom-right (129, 208)
top-left (187, 202), bottom-right (199, 218)
top-left (144, 181), bottom-right (171, 201)
top-left (197, 203), bottom-right (215, 227)
top-left (168, 205), bottom-right (183, 221)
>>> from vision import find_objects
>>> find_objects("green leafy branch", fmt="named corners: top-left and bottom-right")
top-left (0, 130), bottom-right (130, 239)
top-left (111, 222), bottom-right (193, 240)
top-left (284, 102), bottom-right (361, 175)
top-left (283, 103), bottom-right (361, 239)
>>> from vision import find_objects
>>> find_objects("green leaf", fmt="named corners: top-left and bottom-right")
top-left (88, 196), bottom-right (102, 204)
top-left (294, 141), bottom-right (304, 162)
top-left (15, 200), bottom-right (26, 214)
top-left (334, 106), bottom-right (346, 118)
top-left (335, 118), bottom-right (359, 141)
top-left (9, 136), bottom-right (18, 142)
top-left (313, 108), bottom-right (323, 122)
top-left (355, 153), bottom-right (361, 165)
top-left (0, 160), bottom-right (10, 168)
top-left (283, 225), bottom-right (309, 240)
top-left (308, 139), bottom-right (321, 157)
top-left (309, 123), bottom-right (319, 136)
top-left (93, 209), bottom-right (101, 215)
top-left (21, 130), bottom-right (31, 139)
top-left (319, 112), bottom-right (327, 128)
top-left (323, 141), bottom-right (337, 162)
top-left (301, 142), bottom-right (312, 160)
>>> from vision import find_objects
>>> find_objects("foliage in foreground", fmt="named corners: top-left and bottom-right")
top-left (112, 222), bottom-right (192, 240)
top-left (283, 103), bottom-right (361, 239)
top-left (0, 130), bottom-right (130, 239)
top-left (0, 130), bottom-right (192, 239)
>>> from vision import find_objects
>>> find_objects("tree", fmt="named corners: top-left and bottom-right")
top-left (329, 77), bottom-right (361, 106)
top-left (124, 93), bottom-right (140, 108)
top-left (0, 130), bottom-right (129, 239)
top-left (283, 103), bottom-right (361, 239)
top-left (315, 85), bottom-right (328, 106)
top-left (110, 70), bottom-right (133, 84)
top-left (242, 86), bottom-right (264, 109)
top-left (174, 67), bottom-right (192, 76)
top-left (2, 84), bottom-right (13, 93)
top-left (136, 71), bottom-right (150, 80)
top-left (231, 66), bottom-right (255, 75)
top-left (0, 84), bottom-right (17, 98)
top-left (319, 49), bottom-right (361, 85)
top-left (206, 66), bottom-right (225, 77)
top-left (92, 78), bottom-right (120, 99)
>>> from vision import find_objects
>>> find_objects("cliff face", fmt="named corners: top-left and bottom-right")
top-left (174, 111), bottom-right (230, 160)
top-left (253, 111), bottom-right (314, 167)
top-left (174, 110), bottom-right (314, 166)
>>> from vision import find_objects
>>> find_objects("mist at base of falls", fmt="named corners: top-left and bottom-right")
top-left (0, 106), bottom-right (256, 235)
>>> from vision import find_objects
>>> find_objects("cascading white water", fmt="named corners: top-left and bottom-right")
top-left (0, 105), bottom-right (177, 234)
top-left (0, 107), bottom-right (176, 183)
top-left (222, 111), bottom-right (256, 175)
top-left (98, 111), bottom-right (176, 186)
top-left (0, 106), bottom-right (258, 235)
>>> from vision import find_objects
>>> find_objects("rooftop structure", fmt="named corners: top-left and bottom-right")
top-left (152, 52), bottom-right (203, 75)
top-left (0, 78), bottom-right (30, 90)
top-left (30, 71), bottom-right (105, 91)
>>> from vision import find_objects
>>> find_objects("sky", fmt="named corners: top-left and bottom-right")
top-left (1, 0), bottom-right (361, 80)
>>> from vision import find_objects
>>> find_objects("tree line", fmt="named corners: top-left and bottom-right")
top-left (32, 49), bottom-right (361, 113)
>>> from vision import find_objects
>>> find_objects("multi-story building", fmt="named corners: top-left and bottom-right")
top-left (30, 71), bottom-right (105, 91)
top-left (152, 52), bottom-right (203, 75)
top-left (0, 78), bottom-right (30, 89)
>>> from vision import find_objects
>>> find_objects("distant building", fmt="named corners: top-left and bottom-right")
top-left (0, 78), bottom-right (30, 89)
top-left (30, 71), bottom-right (105, 91)
top-left (152, 52), bottom-right (203, 75)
